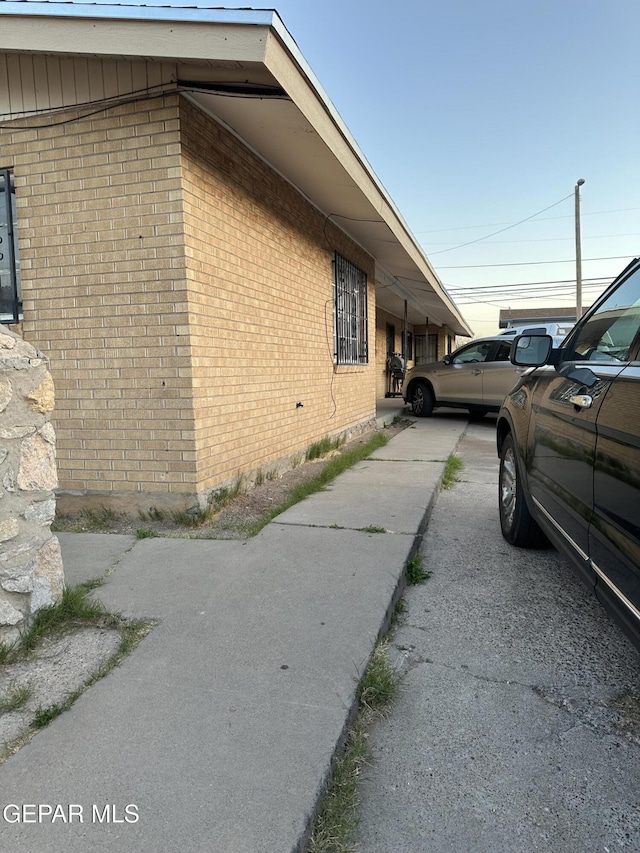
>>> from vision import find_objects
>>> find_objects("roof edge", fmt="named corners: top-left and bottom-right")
top-left (0, 2), bottom-right (277, 25)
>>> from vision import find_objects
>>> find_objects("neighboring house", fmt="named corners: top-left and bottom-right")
top-left (0, 2), bottom-right (471, 514)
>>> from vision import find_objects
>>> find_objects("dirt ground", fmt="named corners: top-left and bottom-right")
top-left (53, 421), bottom-right (409, 540)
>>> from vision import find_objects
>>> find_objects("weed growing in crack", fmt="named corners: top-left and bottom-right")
top-left (356, 642), bottom-right (398, 711)
top-left (32, 702), bottom-right (66, 729)
top-left (441, 453), bottom-right (464, 490)
top-left (390, 598), bottom-right (407, 630)
top-left (136, 528), bottom-right (158, 539)
top-left (309, 642), bottom-right (398, 853)
top-left (406, 554), bottom-right (432, 585)
top-left (19, 585), bottom-right (112, 655)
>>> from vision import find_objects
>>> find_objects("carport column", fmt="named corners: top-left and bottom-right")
top-left (0, 326), bottom-right (64, 642)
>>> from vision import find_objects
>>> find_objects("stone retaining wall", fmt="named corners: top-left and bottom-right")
top-left (0, 326), bottom-right (64, 642)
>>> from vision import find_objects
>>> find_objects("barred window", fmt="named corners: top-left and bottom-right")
top-left (333, 252), bottom-right (368, 364)
top-left (0, 169), bottom-right (21, 324)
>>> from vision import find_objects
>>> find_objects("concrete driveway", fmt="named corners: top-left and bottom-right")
top-left (356, 416), bottom-right (640, 853)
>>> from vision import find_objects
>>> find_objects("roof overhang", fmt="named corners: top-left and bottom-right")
top-left (0, 2), bottom-right (471, 335)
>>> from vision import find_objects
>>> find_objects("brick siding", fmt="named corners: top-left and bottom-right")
top-left (1, 92), bottom-right (376, 511)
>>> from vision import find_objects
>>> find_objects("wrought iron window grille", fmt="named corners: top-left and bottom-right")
top-left (332, 252), bottom-right (368, 365)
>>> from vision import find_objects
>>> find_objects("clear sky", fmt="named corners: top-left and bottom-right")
top-left (34, 0), bottom-right (640, 338)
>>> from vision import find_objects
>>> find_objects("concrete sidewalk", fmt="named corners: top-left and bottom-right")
top-left (0, 414), bottom-right (468, 853)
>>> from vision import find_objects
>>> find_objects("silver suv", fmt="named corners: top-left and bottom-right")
top-left (402, 336), bottom-right (526, 417)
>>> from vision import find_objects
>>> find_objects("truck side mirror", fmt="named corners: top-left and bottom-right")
top-left (511, 334), bottom-right (553, 367)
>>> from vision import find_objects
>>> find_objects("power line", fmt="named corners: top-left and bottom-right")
top-left (436, 254), bottom-right (635, 270)
top-left (414, 206), bottom-right (640, 235)
top-left (449, 283), bottom-right (611, 304)
top-left (428, 235), bottom-right (640, 246)
top-left (428, 194), bottom-right (573, 256)
top-left (448, 277), bottom-right (611, 293)
top-left (455, 289), bottom-right (609, 305)
top-left (452, 283), bottom-right (611, 307)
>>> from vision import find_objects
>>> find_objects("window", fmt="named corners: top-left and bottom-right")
top-left (494, 341), bottom-right (513, 361)
top-left (0, 169), bottom-right (21, 324)
top-left (451, 341), bottom-right (492, 364)
top-left (567, 265), bottom-right (640, 363)
top-left (333, 252), bottom-right (368, 364)
top-left (415, 333), bottom-right (439, 364)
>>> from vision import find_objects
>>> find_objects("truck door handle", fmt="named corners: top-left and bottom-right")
top-left (471, 369), bottom-right (482, 376)
top-left (569, 394), bottom-right (593, 409)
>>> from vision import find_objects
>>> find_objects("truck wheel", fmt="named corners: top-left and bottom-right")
top-left (499, 434), bottom-right (545, 547)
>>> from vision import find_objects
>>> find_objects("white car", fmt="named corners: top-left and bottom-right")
top-left (499, 322), bottom-right (574, 347)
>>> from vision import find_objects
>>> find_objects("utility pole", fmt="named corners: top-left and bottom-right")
top-left (575, 178), bottom-right (585, 319)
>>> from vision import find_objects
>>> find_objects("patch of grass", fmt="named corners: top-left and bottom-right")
top-left (357, 525), bottom-right (386, 534)
top-left (441, 453), bottom-right (464, 490)
top-left (266, 468), bottom-right (279, 481)
top-left (306, 435), bottom-right (345, 461)
top-left (76, 577), bottom-right (105, 593)
top-left (80, 506), bottom-right (118, 530)
top-left (0, 681), bottom-right (33, 714)
top-left (406, 554), bottom-right (432, 585)
top-left (390, 416), bottom-right (413, 427)
top-left (309, 719), bottom-right (369, 853)
top-left (255, 468), bottom-right (265, 487)
top-left (210, 474), bottom-right (245, 510)
top-left (17, 585), bottom-right (113, 655)
top-left (136, 528), bottom-right (158, 539)
top-left (356, 642), bottom-right (398, 712)
top-left (309, 642), bottom-right (398, 853)
top-left (170, 506), bottom-right (211, 527)
top-left (0, 641), bottom-right (15, 666)
top-left (52, 506), bottom-right (123, 533)
top-left (32, 703), bottom-right (66, 729)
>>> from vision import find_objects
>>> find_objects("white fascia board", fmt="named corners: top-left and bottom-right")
top-left (0, 10), bottom-right (272, 64)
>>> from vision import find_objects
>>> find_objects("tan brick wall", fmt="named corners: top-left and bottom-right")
top-left (1, 91), bottom-right (377, 510)
top-left (179, 99), bottom-right (376, 495)
top-left (1, 94), bottom-right (198, 508)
